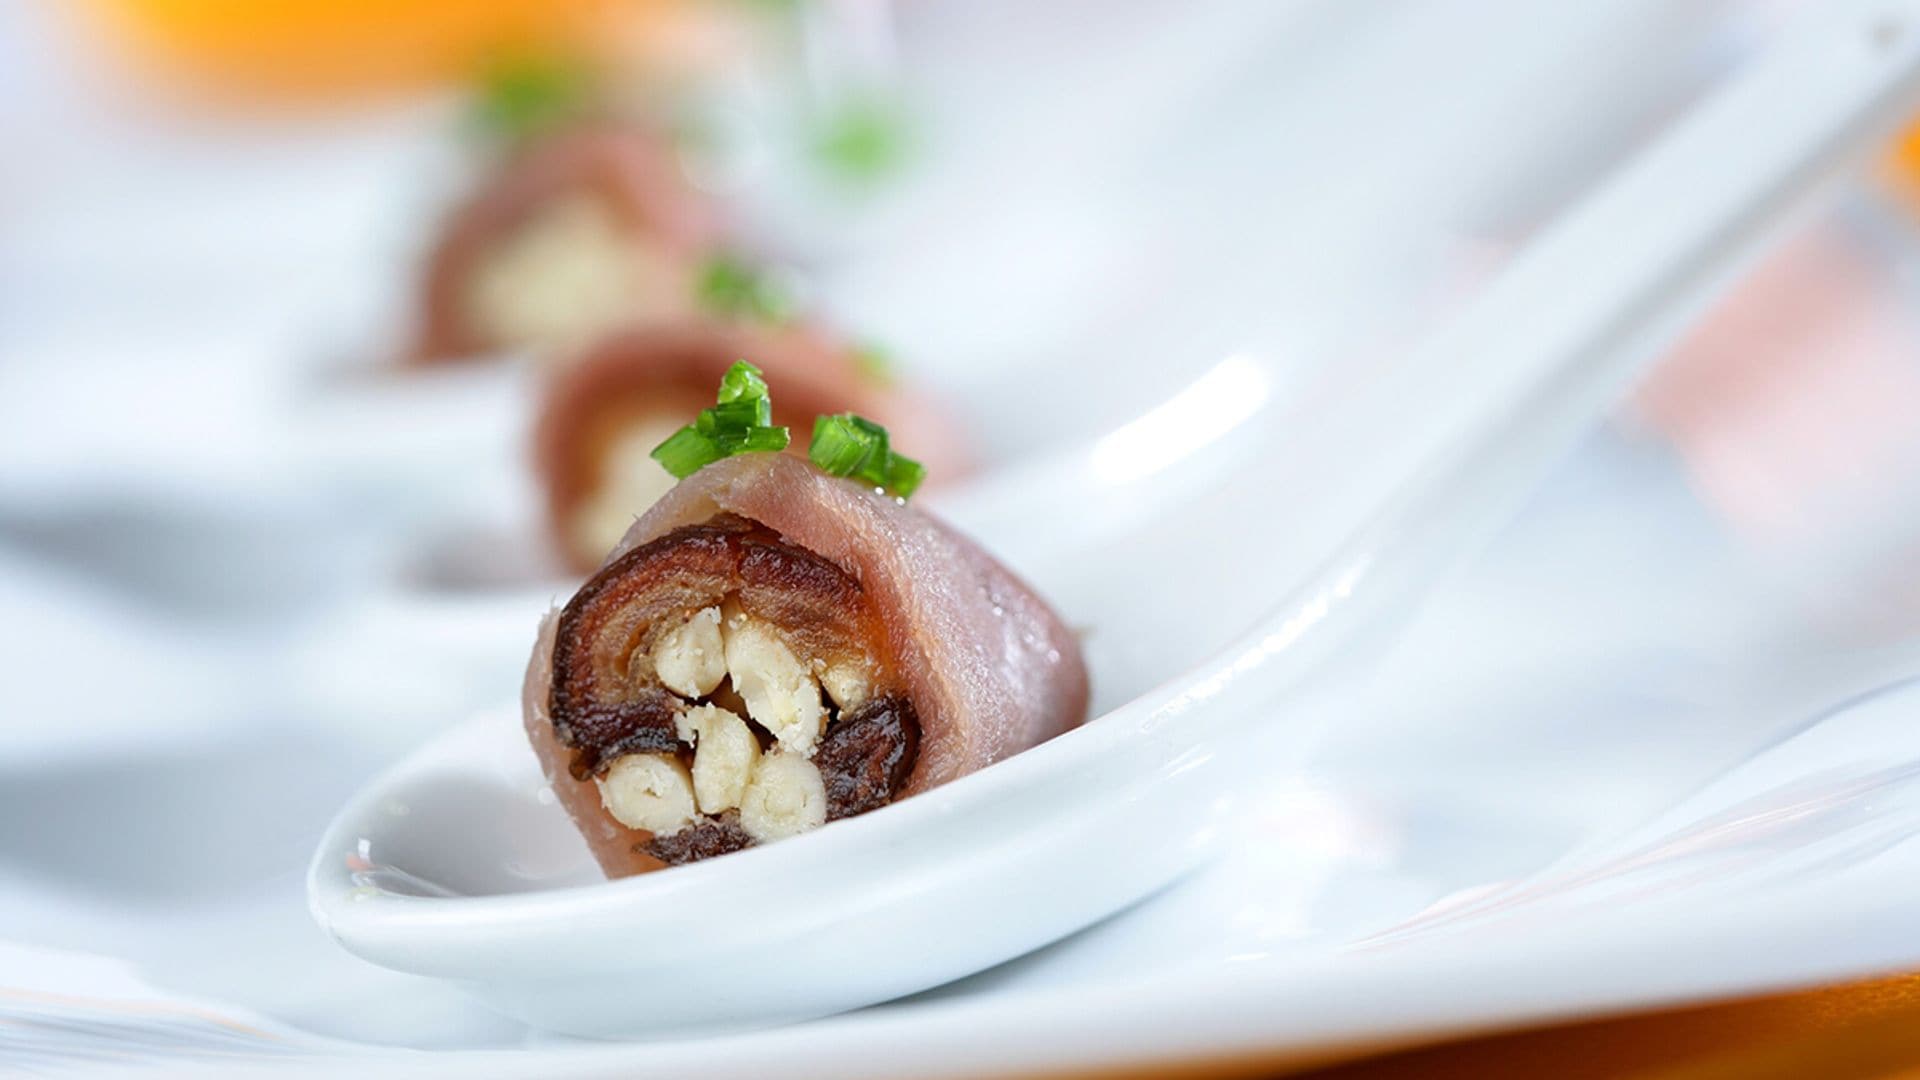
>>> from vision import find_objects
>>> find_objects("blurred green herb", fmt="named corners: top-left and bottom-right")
top-left (471, 50), bottom-right (597, 145)
top-left (811, 97), bottom-right (910, 185)
top-left (651, 361), bottom-right (792, 478)
top-left (808, 413), bottom-right (925, 499)
top-left (696, 253), bottom-right (795, 324)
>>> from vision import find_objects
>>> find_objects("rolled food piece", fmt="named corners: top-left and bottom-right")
top-left (522, 452), bottom-right (1089, 877)
top-left (410, 125), bottom-right (719, 363)
top-left (533, 321), bottom-right (971, 574)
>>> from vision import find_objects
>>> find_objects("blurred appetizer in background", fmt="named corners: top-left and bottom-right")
top-left (405, 32), bottom-right (917, 364)
top-left (409, 51), bottom-right (726, 363)
top-left (534, 322), bottom-right (968, 574)
top-left (524, 365), bottom-right (1086, 876)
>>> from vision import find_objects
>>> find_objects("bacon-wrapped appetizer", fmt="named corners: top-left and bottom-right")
top-left (410, 124), bottom-right (719, 363)
top-left (532, 321), bottom-right (970, 574)
top-left (522, 367), bottom-right (1086, 876)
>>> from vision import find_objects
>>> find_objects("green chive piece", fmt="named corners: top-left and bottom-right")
top-left (882, 455), bottom-right (927, 500)
top-left (808, 414), bottom-right (874, 475)
top-left (703, 397), bottom-right (769, 432)
top-left (695, 254), bottom-right (793, 324)
top-left (650, 361), bottom-right (790, 478)
top-left (726, 425), bottom-right (794, 454)
top-left (717, 360), bottom-right (771, 405)
top-left (808, 412), bottom-right (926, 500)
top-left (650, 426), bottom-right (724, 479)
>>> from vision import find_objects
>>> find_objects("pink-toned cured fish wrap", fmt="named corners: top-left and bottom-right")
top-left (523, 453), bottom-right (1089, 877)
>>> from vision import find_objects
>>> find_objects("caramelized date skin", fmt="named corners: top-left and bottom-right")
top-left (549, 518), bottom-right (751, 778)
top-left (547, 513), bottom-right (904, 783)
top-left (558, 689), bottom-right (682, 781)
top-left (816, 696), bottom-right (920, 821)
top-left (643, 813), bottom-right (754, 865)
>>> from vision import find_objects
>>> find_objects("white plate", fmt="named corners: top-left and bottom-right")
top-left (14, 2), bottom-right (1920, 1074)
top-left (286, 404), bottom-right (1920, 1069)
top-left (305, 662), bottom-right (1920, 1074)
top-left (308, 0), bottom-right (1920, 1043)
top-left (12, 428), bottom-right (1920, 1075)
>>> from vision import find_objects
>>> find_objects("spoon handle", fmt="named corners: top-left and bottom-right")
top-left (1230, 0), bottom-right (1920, 691)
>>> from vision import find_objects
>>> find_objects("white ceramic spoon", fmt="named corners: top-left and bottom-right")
top-left (310, 0), bottom-right (1920, 1038)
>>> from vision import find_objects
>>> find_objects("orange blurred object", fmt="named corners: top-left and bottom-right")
top-left (1056, 972), bottom-right (1920, 1078)
top-left (77, 0), bottom-right (702, 105)
top-left (1888, 114), bottom-right (1920, 200)
top-left (1280, 974), bottom-right (1920, 1080)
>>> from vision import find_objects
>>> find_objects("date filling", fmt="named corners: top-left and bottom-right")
top-left (548, 515), bottom-right (920, 864)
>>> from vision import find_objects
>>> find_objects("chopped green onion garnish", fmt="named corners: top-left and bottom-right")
top-left (808, 413), bottom-right (925, 499)
top-left (650, 425), bottom-right (726, 478)
top-left (718, 425), bottom-right (792, 454)
top-left (883, 454), bottom-right (926, 497)
top-left (701, 397), bottom-right (770, 432)
top-left (717, 359), bottom-right (772, 406)
top-left (650, 361), bottom-right (791, 478)
top-left (695, 254), bottom-right (793, 324)
top-left (648, 363), bottom-right (928, 496)
top-left (808, 415), bottom-right (874, 475)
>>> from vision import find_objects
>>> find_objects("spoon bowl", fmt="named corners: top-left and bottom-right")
top-left (307, 348), bottom-right (1312, 1037)
top-left (309, 688), bottom-right (1238, 1036)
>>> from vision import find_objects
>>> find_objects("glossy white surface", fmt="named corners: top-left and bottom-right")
top-left (310, 0), bottom-right (1920, 1037)
top-left (306, 657), bottom-right (1920, 1065)
top-left (9, 0), bottom-right (1920, 1074)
